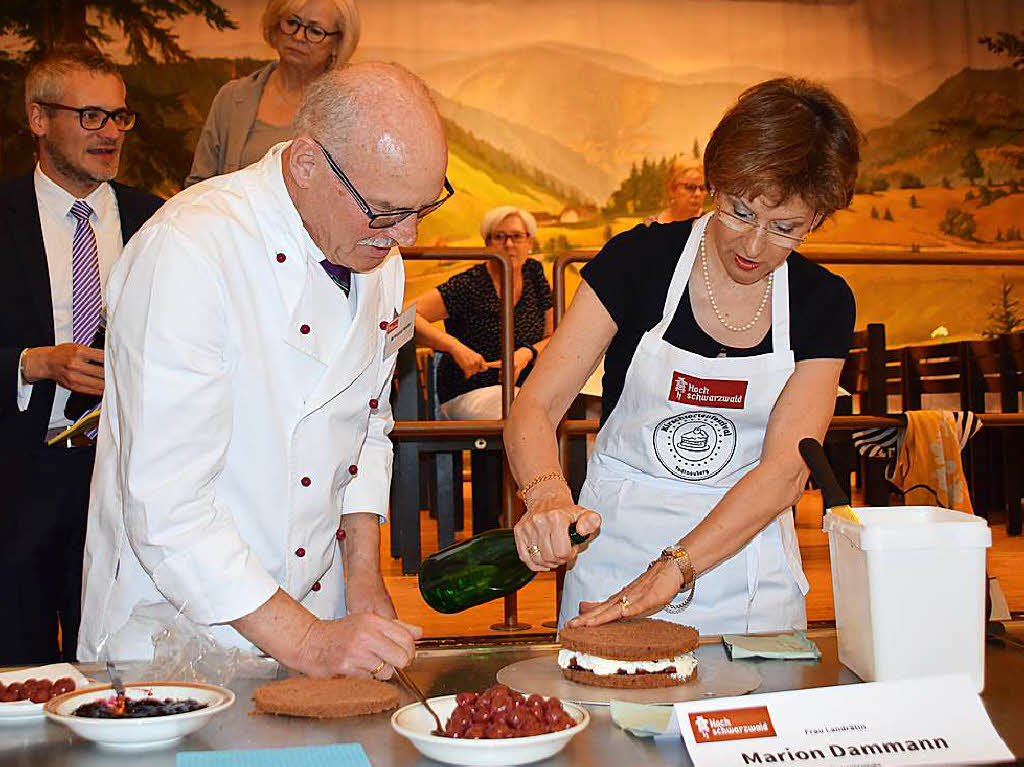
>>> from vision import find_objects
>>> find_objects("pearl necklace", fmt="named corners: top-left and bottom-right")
top-left (700, 229), bottom-right (773, 333)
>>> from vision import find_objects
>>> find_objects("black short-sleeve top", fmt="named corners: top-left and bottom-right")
top-left (581, 219), bottom-right (855, 424)
top-left (435, 258), bottom-right (553, 404)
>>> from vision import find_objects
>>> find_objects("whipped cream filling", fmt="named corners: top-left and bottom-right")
top-left (557, 648), bottom-right (697, 677)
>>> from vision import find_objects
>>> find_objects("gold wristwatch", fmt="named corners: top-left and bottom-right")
top-left (660, 544), bottom-right (693, 590)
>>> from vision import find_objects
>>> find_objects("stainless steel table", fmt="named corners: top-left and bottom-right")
top-left (3, 626), bottom-right (1022, 766)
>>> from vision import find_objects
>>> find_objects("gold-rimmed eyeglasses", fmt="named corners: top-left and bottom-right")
top-left (715, 203), bottom-right (808, 249)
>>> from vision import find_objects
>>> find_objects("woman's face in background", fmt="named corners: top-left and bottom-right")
top-left (487, 214), bottom-right (532, 264)
top-left (668, 167), bottom-right (706, 219)
top-left (272, 0), bottom-right (340, 71)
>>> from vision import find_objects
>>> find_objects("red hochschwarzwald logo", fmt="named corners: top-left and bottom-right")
top-left (689, 706), bottom-right (777, 743)
top-left (669, 373), bottom-right (748, 409)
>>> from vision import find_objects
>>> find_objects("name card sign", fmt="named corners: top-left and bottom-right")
top-left (674, 675), bottom-right (1011, 767)
top-left (383, 304), bottom-right (416, 358)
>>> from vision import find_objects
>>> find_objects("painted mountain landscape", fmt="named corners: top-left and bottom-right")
top-left (3, 0), bottom-right (1023, 344)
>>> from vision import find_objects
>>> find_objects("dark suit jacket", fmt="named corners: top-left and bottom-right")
top-left (0, 173), bottom-right (163, 449)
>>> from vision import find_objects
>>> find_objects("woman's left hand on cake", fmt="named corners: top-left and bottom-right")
top-left (568, 559), bottom-right (683, 627)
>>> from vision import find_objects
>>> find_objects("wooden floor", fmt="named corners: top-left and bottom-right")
top-left (382, 483), bottom-right (1024, 639)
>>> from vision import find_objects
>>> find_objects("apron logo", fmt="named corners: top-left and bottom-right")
top-left (653, 411), bottom-right (737, 481)
top-left (669, 372), bottom-right (748, 409)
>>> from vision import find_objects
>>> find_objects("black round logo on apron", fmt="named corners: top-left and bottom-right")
top-left (653, 411), bottom-right (737, 480)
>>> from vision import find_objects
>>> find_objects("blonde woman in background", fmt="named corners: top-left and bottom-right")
top-left (655, 162), bottom-right (706, 223)
top-left (185, 0), bottom-right (360, 186)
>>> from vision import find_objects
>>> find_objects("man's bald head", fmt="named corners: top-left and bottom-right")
top-left (295, 62), bottom-right (446, 182)
top-left (285, 62), bottom-right (449, 272)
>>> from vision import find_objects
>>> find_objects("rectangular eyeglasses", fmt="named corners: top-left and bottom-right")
top-left (315, 139), bottom-right (454, 229)
top-left (36, 102), bottom-right (136, 131)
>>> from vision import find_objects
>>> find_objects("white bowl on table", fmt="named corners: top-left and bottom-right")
top-left (43, 682), bottom-right (234, 750)
top-left (391, 693), bottom-right (589, 766)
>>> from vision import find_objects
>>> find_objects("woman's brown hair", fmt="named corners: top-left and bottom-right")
top-left (703, 78), bottom-right (862, 225)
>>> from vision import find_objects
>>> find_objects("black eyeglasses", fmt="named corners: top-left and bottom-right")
top-left (279, 16), bottom-right (340, 44)
top-left (36, 102), bottom-right (136, 131)
top-left (490, 232), bottom-right (529, 245)
top-left (314, 139), bottom-right (455, 229)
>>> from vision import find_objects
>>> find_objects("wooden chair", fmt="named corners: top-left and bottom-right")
top-left (388, 345), bottom-right (505, 574)
top-left (836, 323), bottom-right (889, 505)
top-left (1002, 331), bottom-right (1024, 534)
top-left (894, 340), bottom-right (986, 512)
top-left (898, 340), bottom-right (974, 412)
top-left (840, 323), bottom-right (887, 416)
top-left (422, 351), bottom-right (504, 537)
top-left (895, 337), bottom-right (1024, 520)
top-left (968, 334), bottom-right (1023, 534)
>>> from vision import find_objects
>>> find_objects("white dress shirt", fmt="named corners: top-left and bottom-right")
top-left (17, 165), bottom-right (123, 429)
top-left (78, 143), bottom-right (403, 660)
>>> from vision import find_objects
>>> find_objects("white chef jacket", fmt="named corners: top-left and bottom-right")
top-left (78, 143), bottom-right (403, 660)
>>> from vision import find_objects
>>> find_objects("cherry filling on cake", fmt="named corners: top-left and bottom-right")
top-left (557, 648), bottom-right (697, 678)
top-left (565, 656), bottom-right (678, 675)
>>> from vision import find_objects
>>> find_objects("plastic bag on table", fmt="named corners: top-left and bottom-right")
top-left (99, 602), bottom-right (278, 686)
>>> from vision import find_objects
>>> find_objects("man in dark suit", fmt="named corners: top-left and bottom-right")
top-left (0, 46), bottom-right (162, 664)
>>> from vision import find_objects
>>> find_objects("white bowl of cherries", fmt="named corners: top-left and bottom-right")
top-left (391, 684), bottom-right (589, 766)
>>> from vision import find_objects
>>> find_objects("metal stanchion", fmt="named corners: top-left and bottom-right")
top-left (491, 250), bottom-right (529, 631)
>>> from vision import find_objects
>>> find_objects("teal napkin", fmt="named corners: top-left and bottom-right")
top-left (722, 632), bottom-right (821, 660)
top-left (176, 743), bottom-right (371, 767)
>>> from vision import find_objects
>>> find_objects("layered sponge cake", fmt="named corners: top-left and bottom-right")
top-left (558, 618), bottom-right (699, 688)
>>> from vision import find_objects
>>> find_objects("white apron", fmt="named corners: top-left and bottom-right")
top-left (560, 213), bottom-right (809, 635)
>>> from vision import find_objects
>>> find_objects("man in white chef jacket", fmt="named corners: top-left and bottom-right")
top-left (78, 63), bottom-right (450, 678)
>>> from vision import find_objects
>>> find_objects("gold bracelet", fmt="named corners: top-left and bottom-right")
top-left (516, 471), bottom-right (565, 501)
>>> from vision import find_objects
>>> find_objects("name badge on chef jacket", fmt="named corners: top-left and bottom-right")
top-left (384, 304), bottom-right (416, 357)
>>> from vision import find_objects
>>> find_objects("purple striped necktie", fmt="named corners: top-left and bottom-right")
top-left (70, 200), bottom-right (102, 345)
top-left (320, 258), bottom-right (351, 296)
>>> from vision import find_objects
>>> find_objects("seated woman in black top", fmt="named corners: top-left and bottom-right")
top-left (505, 79), bottom-right (860, 635)
top-left (410, 206), bottom-right (553, 420)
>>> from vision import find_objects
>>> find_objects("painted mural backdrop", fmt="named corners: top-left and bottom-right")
top-left (3, 0), bottom-right (1024, 345)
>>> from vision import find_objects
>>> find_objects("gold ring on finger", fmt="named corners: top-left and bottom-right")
top-left (528, 544), bottom-right (541, 557)
top-left (370, 660), bottom-right (386, 676)
top-left (619, 596), bottom-right (630, 616)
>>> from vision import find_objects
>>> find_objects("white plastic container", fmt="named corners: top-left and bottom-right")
top-left (824, 506), bottom-right (991, 692)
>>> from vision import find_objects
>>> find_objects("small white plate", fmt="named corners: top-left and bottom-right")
top-left (44, 682), bottom-right (234, 750)
top-left (0, 663), bottom-right (94, 723)
top-left (391, 694), bottom-right (589, 767)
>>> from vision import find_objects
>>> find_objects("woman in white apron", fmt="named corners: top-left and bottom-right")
top-left (504, 78), bottom-right (861, 635)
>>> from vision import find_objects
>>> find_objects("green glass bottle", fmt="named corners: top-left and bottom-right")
top-left (418, 524), bottom-right (587, 614)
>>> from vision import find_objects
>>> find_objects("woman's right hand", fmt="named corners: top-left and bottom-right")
top-left (513, 495), bottom-right (602, 572)
top-left (451, 343), bottom-right (490, 379)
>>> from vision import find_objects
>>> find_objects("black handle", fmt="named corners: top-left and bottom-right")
top-left (568, 521), bottom-right (588, 546)
top-left (798, 437), bottom-right (851, 510)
